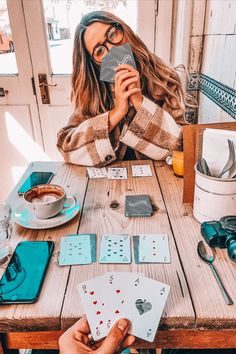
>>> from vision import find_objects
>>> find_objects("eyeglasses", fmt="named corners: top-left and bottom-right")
top-left (91, 23), bottom-right (124, 63)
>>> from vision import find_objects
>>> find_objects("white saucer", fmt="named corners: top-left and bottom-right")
top-left (12, 197), bottom-right (80, 229)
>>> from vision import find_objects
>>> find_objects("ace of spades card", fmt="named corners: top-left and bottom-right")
top-left (121, 276), bottom-right (170, 342)
top-left (100, 43), bottom-right (137, 83)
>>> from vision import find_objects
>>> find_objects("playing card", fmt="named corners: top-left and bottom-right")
top-left (59, 234), bottom-right (96, 266)
top-left (121, 275), bottom-right (170, 342)
top-left (78, 274), bottom-right (121, 340)
top-left (134, 234), bottom-right (171, 263)
top-left (100, 43), bottom-right (136, 83)
top-left (125, 195), bottom-right (153, 217)
top-left (99, 234), bottom-right (131, 263)
top-left (108, 167), bottom-right (127, 179)
top-left (131, 165), bottom-right (152, 177)
top-left (87, 167), bottom-right (108, 179)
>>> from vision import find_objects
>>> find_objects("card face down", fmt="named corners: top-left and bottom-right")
top-left (125, 195), bottom-right (153, 217)
top-left (59, 234), bottom-right (96, 266)
top-left (100, 43), bottom-right (136, 83)
top-left (77, 272), bottom-right (170, 342)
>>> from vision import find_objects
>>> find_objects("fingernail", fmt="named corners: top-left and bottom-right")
top-left (117, 318), bottom-right (129, 331)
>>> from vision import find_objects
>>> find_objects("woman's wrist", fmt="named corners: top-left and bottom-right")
top-left (108, 107), bottom-right (126, 132)
top-left (131, 93), bottom-right (143, 112)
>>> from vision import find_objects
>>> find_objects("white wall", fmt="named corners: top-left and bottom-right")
top-left (198, 0), bottom-right (236, 123)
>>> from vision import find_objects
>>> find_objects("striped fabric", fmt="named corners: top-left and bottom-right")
top-left (57, 95), bottom-right (183, 167)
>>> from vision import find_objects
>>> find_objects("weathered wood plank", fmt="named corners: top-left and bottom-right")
top-left (0, 162), bottom-right (88, 332)
top-left (4, 329), bottom-right (236, 349)
top-left (155, 163), bottom-right (236, 328)
top-left (61, 160), bottom-right (194, 330)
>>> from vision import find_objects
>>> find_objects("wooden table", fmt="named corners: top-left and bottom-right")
top-left (1, 160), bottom-right (236, 352)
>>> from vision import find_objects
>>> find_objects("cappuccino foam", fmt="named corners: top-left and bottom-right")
top-left (31, 193), bottom-right (61, 204)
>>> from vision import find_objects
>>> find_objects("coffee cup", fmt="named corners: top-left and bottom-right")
top-left (23, 184), bottom-right (75, 219)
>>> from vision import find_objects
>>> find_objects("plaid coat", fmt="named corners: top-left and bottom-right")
top-left (57, 94), bottom-right (184, 167)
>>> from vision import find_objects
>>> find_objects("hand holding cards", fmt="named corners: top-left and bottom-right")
top-left (77, 272), bottom-right (170, 342)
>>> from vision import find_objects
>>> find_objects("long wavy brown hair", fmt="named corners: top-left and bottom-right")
top-left (72, 11), bottom-right (186, 120)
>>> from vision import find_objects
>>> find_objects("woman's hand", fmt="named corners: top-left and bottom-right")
top-left (59, 316), bottom-right (135, 354)
top-left (115, 64), bottom-right (143, 112)
top-left (108, 64), bottom-right (142, 131)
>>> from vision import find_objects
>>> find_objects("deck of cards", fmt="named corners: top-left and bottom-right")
top-left (125, 195), bottom-right (153, 217)
top-left (77, 272), bottom-right (170, 342)
top-left (100, 43), bottom-right (136, 83)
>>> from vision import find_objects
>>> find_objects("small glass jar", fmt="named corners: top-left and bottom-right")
top-left (172, 150), bottom-right (184, 177)
top-left (0, 203), bottom-right (12, 265)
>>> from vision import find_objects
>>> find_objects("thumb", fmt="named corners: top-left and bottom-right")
top-left (97, 318), bottom-right (130, 354)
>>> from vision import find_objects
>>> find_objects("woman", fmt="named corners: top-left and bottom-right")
top-left (57, 11), bottom-right (186, 167)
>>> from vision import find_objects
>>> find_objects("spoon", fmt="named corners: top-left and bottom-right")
top-left (197, 241), bottom-right (233, 305)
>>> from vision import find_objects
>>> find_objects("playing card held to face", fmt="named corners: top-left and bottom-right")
top-left (133, 234), bottom-right (171, 263)
top-left (125, 195), bottom-right (153, 217)
top-left (87, 167), bottom-right (108, 179)
top-left (108, 167), bottom-right (127, 180)
top-left (131, 165), bottom-right (152, 177)
top-left (59, 234), bottom-right (96, 266)
top-left (100, 43), bottom-right (136, 83)
top-left (99, 234), bottom-right (131, 263)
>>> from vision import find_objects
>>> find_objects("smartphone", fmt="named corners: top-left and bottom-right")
top-left (18, 171), bottom-right (54, 195)
top-left (0, 241), bottom-right (54, 304)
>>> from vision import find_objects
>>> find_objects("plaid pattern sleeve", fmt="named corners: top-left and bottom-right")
top-left (57, 111), bottom-right (119, 166)
top-left (120, 96), bottom-right (182, 160)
